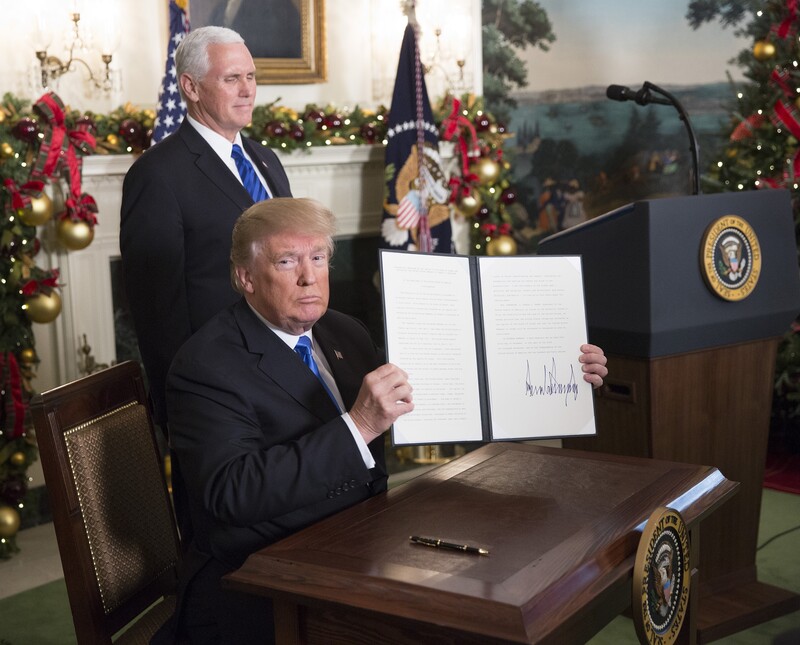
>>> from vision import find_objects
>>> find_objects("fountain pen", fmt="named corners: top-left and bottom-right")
top-left (409, 535), bottom-right (489, 555)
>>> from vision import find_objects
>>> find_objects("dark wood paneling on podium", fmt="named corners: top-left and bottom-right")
top-left (226, 443), bottom-right (737, 644)
top-left (565, 339), bottom-right (800, 641)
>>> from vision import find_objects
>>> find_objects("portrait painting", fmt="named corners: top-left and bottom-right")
top-left (190, 0), bottom-right (326, 84)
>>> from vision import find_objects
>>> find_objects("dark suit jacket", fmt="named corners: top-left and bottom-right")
top-left (120, 120), bottom-right (291, 426)
top-left (167, 300), bottom-right (388, 571)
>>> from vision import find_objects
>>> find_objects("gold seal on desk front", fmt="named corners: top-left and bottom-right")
top-left (633, 507), bottom-right (690, 645)
top-left (700, 215), bottom-right (761, 301)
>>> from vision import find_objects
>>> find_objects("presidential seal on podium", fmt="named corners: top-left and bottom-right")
top-left (701, 214), bottom-right (761, 301)
top-left (633, 506), bottom-right (691, 644)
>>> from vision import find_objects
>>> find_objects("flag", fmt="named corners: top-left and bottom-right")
top-left (380, 23), bottom-right (452, 253)
top-left (152, 0), bottom-right (190, 145)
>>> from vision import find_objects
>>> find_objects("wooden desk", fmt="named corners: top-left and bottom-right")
top-left (225, 443), bottom-right (737, 644)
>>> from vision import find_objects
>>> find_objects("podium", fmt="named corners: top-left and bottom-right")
top-left (226, 443), bottom-right (736, 644)
top-left (537, 189), bottom-right (800, 641)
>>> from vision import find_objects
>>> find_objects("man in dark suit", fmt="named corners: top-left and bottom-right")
top-left (166, 198), bottom-right (415, 643)
top-left (120, 26), bottom-right (291, 544)
top-left (121, 25), bottom-right (291, 430)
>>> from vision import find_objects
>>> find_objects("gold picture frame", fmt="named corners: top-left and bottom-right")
top-left (190, 0), bottom-right (327, 85)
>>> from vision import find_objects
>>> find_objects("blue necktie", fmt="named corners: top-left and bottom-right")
top-left (231, 143), bottom-right (268, 202)
top-left (294, 336), bottom-right (340, 411)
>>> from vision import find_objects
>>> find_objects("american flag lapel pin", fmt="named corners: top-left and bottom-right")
top-left (334, 350), bottom-right (344, 360)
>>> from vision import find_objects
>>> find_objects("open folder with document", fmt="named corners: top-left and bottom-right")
top-left (379, 249), bottom-right (597, 446)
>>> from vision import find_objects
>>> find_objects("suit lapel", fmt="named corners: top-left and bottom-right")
top-left (178, 122), bottom-right (252, 211)
top-left (232, 301), bottom-right (339, 420)
top-left (313, 316), bottom-right (362, 409)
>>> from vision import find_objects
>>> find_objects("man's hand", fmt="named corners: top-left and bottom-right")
top-left (579, 343), bottom-right (608, 389)
top-left (349, 363), bottom-right (414, 444)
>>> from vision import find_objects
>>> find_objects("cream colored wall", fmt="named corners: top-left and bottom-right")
top-left (6, 0), bottom-right (482, 115)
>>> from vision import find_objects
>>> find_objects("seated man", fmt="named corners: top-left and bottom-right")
top-left (167, 197), bottom-right (414, 643)
top-left (166, 197), bottom-right (608, 643)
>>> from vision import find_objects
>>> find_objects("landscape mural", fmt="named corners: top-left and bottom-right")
top-left (483, 0), bottom-right (747, 250)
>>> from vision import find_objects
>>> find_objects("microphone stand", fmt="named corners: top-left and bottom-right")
top-left (638, 80), bottom-right (701, 195)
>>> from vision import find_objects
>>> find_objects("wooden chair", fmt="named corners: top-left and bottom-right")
top-left (31, 361), bottom-right (180, 645)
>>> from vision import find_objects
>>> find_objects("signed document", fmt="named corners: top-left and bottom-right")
top-left (380, 250), bottom-right (596, 445)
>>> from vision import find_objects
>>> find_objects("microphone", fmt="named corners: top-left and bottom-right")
top-left (606, 81), bottom-right (701, 195)
top-left (606, 84), bottom-right (671, 106)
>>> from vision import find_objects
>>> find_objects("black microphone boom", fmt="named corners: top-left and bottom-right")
top-left (606, 84), bottom-right (672, 106)
top-left (606, 81), bottom-right (701, 195)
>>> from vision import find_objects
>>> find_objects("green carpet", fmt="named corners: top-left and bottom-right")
top-left (0, 578), bottom-right (76, 644)
top-left (0, 490), bottom-right (797, 644)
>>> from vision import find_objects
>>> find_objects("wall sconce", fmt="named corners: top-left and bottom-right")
top-left (421, 25), bottom-right (468, 90)
top-left (415, 3), bottom-right (471, 95)
top-left (370, 1), bottom-right (473, 104)
top-left (33, 8), bottom-right (120, 92)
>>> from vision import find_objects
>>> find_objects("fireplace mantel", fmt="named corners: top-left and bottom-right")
top-left (32, 144), bottom-right (391, 392)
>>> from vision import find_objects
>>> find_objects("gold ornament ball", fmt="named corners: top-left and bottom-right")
top-left (486, 234), bottom-right (518, 256)
top-left (0, 109), bottom-right (6, 124)
top-left (20, 192), bottom-right (53, 227)
top-left (0, 506), bottom-right (21, 539)
top-left (753, 40), bottom-right (776, 61)
top-left (1, 142), bottom-right (13, 158)
top-left (9, 451), bottom-right (26, 467)
top-left (470, 157), bottom-right (501, 186)
top-left (56, 218), bottom-right (94, 250)
top-left (19, 348), bottom-right (36, 364)
top-left (24, 290), bottom-right (62, 324)
top-left (456, 190), bottom-right (482, 217)
top-left (106, 133), bottom-right (119, 146)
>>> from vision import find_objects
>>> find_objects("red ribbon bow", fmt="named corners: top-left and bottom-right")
top-left (2, 178), bottom-right (45, 213)
top-left (778, 0), bottom-right (798, 39)
top-left (770, 68), bottom-right (795, 98)
top-left (32, 92), bottom-right (97, 223)
top-left (771, 100), bottom-right (800, 181)
top-left (0, 353), bottom-right (27, 438)
top-left (63, 193), bottom-right (99, 226)
top-left (441, 96), bottom-right (481, 202)
top-left (21, 269), bottom-right (61, 296)
top-left (764, 69), bottom-right (800, 183)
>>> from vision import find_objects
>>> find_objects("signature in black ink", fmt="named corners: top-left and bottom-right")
top-left (525, 358), bottom-right (579, 406)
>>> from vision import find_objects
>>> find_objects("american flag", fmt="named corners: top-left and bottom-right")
top-left (152, 0), bottom-right (190, 145)
top-left (380, 22), bottom-right (452, 254)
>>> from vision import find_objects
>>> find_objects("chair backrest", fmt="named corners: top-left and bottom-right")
top-left (31, 361), bottom-right (180, 645)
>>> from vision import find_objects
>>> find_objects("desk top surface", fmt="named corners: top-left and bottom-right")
top-left (226, 442), bottom-right (736, 643)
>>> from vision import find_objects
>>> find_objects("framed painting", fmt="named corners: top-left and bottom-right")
top-left (190, 0), bottom-right (327, 84)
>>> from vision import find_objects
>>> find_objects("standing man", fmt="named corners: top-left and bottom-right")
top-left (166, 198), bottom-right (415, 643)
top-left (120, 26), bottom-right (291, 541)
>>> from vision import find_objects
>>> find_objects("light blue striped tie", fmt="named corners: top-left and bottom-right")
top-left (231, 143), bottom-right (268, 202)
top-left (294, 336), bottom-right (340, 411)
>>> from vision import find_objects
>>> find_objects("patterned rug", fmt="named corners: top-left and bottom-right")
top-left (763, 453), bottom-right (800, 495)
